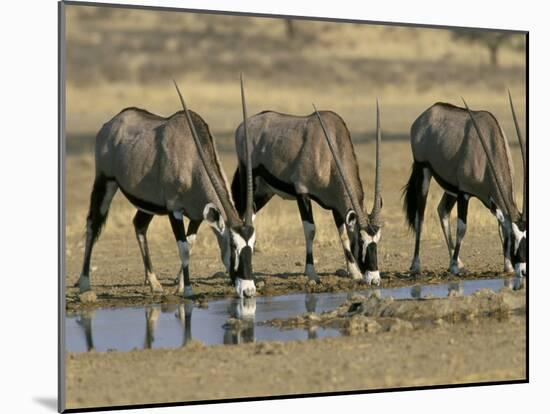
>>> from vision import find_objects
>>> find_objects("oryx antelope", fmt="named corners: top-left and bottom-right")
top-left (76, 80), bottom-right (257, 298)
top-left (231, 102), bottom-right (383, 285)
top-left (403, 93), bottom-right (526, 279)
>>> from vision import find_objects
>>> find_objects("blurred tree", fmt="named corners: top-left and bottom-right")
top-left (285, 18), bottom-right (295, 39)
top-left (452, 30), bottom-right (523, 67)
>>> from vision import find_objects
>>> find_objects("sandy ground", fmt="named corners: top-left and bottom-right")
top-left (65, 289), bottom-right (526, 410)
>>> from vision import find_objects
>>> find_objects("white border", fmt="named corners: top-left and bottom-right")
top-left (2, 0), bottom-right (547, 413)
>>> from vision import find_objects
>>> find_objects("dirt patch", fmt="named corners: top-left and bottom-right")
top-left (65, 313), bottom-right (526, 410)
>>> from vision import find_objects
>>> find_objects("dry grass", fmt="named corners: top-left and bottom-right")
top-left (65, 5), bottom-right (526, 135)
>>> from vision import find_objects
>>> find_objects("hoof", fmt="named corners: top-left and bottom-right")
top-left (146, 272), bottom-right (163, 294)
top-left (149, 281), bottom-right (164, 294)
top-left (183, 286), bottom-right (194, 298)
top-left (78, 275), bottom-right (91, 293)
top-left (345, 262), bottom-right (362, 280)
top-left (307, 274), bottom-right (321, 284)
top-left (449, 263), bottom-right (467, 275)
top-left (348, 269), bottom-right (363, 281)
top-left (306, 279), bottom-right (320, 288)
top-left (305, 264), bottom-right (320, 283)
top-left (503, 258), bottom-right (514, 273)
top-left (409, 259), bottom-right (421, 275)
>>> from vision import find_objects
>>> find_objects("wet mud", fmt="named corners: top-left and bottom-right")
top-left (261, 286), bottom-right (525, 335)
top-left (66, 269), bottom-right (507, 313)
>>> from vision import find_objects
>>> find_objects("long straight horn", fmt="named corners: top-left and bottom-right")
top-left (173, 80), bottom-right (236, 224)
top-left (508, 90), bottom-right (527, 222)
top-left (462, 97), bottom-right (514, 219)
top-left (370, 99), bottom-right (382, 223)
top-left (312, 104), bottom-right (368, 229)
top-left (240, 74), bottom-right (254, 226)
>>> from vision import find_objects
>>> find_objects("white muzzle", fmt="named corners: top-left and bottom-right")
top-left (514, 262), bottom-right (526, 278)
top-left (365, 271), bottom-right (380, 286)
top-left (236, 278), bottom-right (256, 298)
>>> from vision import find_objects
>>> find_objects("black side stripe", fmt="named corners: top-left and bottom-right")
top-left (115, 181), bottom-right (171, 215)
top-left (253, 164), bottom-right (333, 210)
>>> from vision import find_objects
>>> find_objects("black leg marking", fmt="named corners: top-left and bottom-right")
top-left (332, 210), bottom-right (362, 279)
top-left (133, 210), bottom-right (157, 286)
top-left (297, 194), bottom-right (318, 281)
top-left (437, 192), bottom-right (457, 261)
top-left (186, 219), bottom-right (202, 251)
top-left (169, 213), bottom-right (191, 295)
top-left (175, 219), bottom-right (202, 285)
top-left (450, 193), bottom-right (470, 274)
top-left (499, 222), bottom-right (513, 272)
top-left (411, 166), bottom-right (432, 273)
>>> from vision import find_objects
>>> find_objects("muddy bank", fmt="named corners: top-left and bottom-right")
top-left (261, 287), bottom-right (526, 334)
top-left (65, 270), bottom-right (506, 312)
top-left (65, 313), bottom-right (526, 410)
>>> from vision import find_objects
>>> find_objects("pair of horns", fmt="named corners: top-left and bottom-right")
top-left (462, 92), bottom-right (526, 222)
top-left (173, 76), bottom-right (254, 226)
top-left (313, 100), bottom-right (382, 229)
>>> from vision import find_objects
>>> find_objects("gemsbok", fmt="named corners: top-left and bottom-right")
top-left (403, 93), bottom-right (526, 279)
top-left (231, 102), bottom-right (383, 285)
top-left (76, 80), bottom-right (257, 298)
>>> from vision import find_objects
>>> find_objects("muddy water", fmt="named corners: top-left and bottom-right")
top-left (65, 277), bottom-right (518, 353)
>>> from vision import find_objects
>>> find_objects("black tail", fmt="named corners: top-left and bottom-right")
top-left (402, 162), bottom-right (422, 232)
top-left (231, 164), bottom-right (246, 218)
top-left (86, 175), bottom-right (110, 244)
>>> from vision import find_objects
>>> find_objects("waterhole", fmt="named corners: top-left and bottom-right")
top-left (65, 277), bottom-right (517, 353)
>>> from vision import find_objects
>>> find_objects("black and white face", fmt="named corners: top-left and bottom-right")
top-left (203, 204), bottom-right (257, 298)
top-left (346, 211), bottom-right (382, 285)
top-left (511, 220), bottom-right (526, 278)
top-left (228, 225), bottom-right (256, 297)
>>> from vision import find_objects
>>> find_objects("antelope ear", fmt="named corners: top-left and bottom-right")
top-left (345, 210), bottom-right (357, 231)
top-left (203, 203), bottom-right (225, 234)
